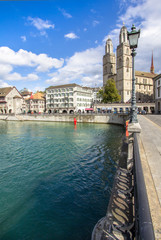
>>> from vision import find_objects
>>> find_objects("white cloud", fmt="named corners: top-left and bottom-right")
top-left (0, 70), bottom-right (39, 82)
top-left (27, 17), bottom-right (55, 36)
top-left (58, 8), bottom-right (72, 18)
top-left (93, 20), bottom-right (100, 27)
top-left (0, 47), bottom-right (64, 84)
top-left (0, 80), bottom-right (11, 88)
top-left (106, 0), bottom-right (161, 73)
top-left (21, 36), bottom-right (27, 42)
top-left (46, 45), bottom-right (104, 87)
top-left (64, 32), bottom-right (79, 39)
top-left (0, 47), bottom-right (64, 72)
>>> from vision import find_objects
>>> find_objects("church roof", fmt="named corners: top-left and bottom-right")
top-left (135, 71), bottom-right (158, 78)
top-left (106, 38), bottom-right (112, 42)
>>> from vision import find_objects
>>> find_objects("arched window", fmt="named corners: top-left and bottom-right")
top-left (126, 57), bottom-right (129, 72)
top-left (123, 33), bottom-right (126, 42)
top-left (110, 65), bottom-right (113, 73)
top-left (119, 58), bottom-right (121, 67)
top-left (104, 66), bottom-right (107, 74)
top-left (108, 44), bottom-right (110, 53)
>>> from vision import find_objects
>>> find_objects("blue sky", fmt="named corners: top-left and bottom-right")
top-left (0, 0), bottom-right (161, 92)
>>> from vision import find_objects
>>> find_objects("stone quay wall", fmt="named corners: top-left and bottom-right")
top-left (0, 113), bottom-right (129, 125)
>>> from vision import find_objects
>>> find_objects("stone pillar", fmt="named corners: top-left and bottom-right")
top-left (127, 122), bottom-right (141, 170)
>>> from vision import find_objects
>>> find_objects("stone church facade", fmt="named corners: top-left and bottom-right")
top-left (103, 25), bottom-right (157, 103)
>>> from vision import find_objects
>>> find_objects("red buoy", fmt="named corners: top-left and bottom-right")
top-left (74, 118), bottom-right (77, 125)
top-left (126, 120), bottom-right (129, 137)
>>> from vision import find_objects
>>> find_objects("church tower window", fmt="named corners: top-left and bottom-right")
top-left (119, 58), bottom-right (121, 67)
top-left (126, 57), bottom-right (129, 72)
top-left (104, 66), bottom-right (107, 74)
top-left (108, 44), bottom-right (110, 53)
top-left (123, 33), bottom-right (125, 42)
top-left (111, 65), bottom-right (113, 74)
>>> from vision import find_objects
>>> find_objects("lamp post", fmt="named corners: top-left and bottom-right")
top-left (128, 24), bottom-right (140, 123)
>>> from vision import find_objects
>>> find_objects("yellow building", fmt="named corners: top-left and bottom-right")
top-left (26, 92), bottom-right (45, 113)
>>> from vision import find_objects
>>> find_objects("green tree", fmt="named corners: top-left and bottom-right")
top-left (98, 79), bottom-right (121, 103)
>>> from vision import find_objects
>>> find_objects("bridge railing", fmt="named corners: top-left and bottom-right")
top-left (133, 133), bottom-right (155, 240)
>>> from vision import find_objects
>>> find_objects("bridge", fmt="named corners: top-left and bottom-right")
top-left (0, 112), bottom-right (161, 239)
top-left (92, 114), bottom-right (161, 240)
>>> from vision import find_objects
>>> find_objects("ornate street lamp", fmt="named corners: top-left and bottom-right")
top-left (128, 24), bottom-right (140, 123)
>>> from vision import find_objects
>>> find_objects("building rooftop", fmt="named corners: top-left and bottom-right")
top-left (153, 73), bottom-right (161, 81)
top-left (46, 83), bottom-right (79, 90)
top-left (0, 87), bottom-right (13, 97)
top-left (29, 92), bottom-right (45, 100)
top-left (46, 83), bottom-right (93, 91)
top-left (135, 71), bottom-right (158, 78)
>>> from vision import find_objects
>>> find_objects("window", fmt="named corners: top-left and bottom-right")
top-left (123, 33), bottom-right (125, 42)
top-left (108, 44), bottom-right (110, 53)
top-left (143, 78), bottom-right (147, 84)
top-left (158, 80), bottom-right (160, 86)
top-left (119, 58), bottom-right (121, 67)
top-left (158, 87), bottom-right (160, 98)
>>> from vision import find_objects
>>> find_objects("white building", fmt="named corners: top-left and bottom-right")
top-left (0, 87), bottom-right (25, 114)
top-left (154, 74), bottom-right (161, 113)
top-left (46, 84), bottom-right (94, 113)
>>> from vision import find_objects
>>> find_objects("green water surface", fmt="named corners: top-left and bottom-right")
top-left (0, 121), bottom-right (124, 240)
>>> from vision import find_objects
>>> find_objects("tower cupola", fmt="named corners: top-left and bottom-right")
top-left (105, 38), bottom-right (114, 54)
top-left (119, 25), bottom-right (128, 44)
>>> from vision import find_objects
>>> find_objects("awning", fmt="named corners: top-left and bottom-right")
top-left (85, 108), bottom-right (93, 111)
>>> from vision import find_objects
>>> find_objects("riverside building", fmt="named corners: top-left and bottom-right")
top-left (103, 25), bottom-right (157, 103)
top-left (26, 92), bottom-right (45, 113)
top-left (0, 86), bottom-right (25, 114)
top-left (46, 84), bottom-right (94, 113)
top-left (153, 74), bottom-right (161, 113)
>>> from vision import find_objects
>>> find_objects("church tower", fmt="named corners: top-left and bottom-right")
top-left (116, 26), bottom-right (132, 102)
top-left (103, 38), bottom-right (116, 86)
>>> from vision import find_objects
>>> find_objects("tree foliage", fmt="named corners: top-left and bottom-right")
top-left (98, 79), bottom-right (121, 103)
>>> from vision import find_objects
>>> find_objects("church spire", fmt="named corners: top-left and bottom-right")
top-left (150, 51), bottom-right (154, 74)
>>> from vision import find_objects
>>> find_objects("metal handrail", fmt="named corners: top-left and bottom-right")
top-left (133, 133), bottom-right (155, 240)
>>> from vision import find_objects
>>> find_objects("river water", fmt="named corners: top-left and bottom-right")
top-left (0, 121), bottom-right (124, 240)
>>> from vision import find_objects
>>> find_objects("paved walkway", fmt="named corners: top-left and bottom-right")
top-left (138, 114), bottom-right (161, 239)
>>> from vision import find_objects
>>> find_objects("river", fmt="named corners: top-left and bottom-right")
top-left (0, 121), bottom-right (124, 240)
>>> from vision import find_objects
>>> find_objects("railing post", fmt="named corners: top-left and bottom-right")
top-left (127, 122), bottom-right (141, 170)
